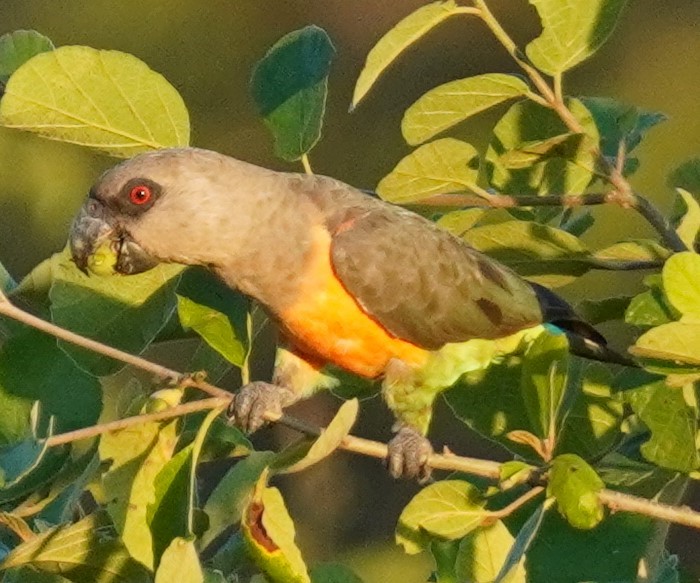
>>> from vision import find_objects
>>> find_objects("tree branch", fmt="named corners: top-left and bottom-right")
top-left (1, 294), bottom-right (699, 530)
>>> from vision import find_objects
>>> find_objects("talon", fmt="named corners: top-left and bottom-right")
top-left (227, 381), bottom-right (295, 434)
top-left (387, 426), bottom-right (433, 482)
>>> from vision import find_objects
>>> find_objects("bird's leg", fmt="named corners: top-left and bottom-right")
top-left (228, 345), bottom-right (339, 434)
top-left (383, 359), bottom-right (437, 481)
top-left (387, 424), bottom-right (434, 482)
top-left (228, 380), bottom-right (298, 433)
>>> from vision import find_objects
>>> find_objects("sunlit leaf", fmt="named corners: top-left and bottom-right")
top-left (547, 454), bottom-right (604, 529)
top-left (485, 99), bottom-right (599, 197)
top-left (281, 399), bottom-right (358, 474)
top-left (455, 520), bottom-right (527, 583)
top-left (396, 480), bottom-right (487, 554)
top-left (630, 321), bottom-right (700, 374)
top-left (402, 74), bottom-right (529, 145)
top-left (242, 472), bottom-right (310, 583)
top-left (376, 138), bottom-right (479, 204)
top-left (155, 537), bottom-right (204, 583)
top-left (593, 239), bottom-right (670, 263)
top-left (0, 46), bottom-right (189, 157)
top-left (48, 248), bottom-right (183, 376)
top-left (526, 0), bottom-right (628, 75)
top-left (625, 276), bottom-right (677, 329)
top-left (0, 30), bottom-right (54, 84)
top-left (100, 417), bottom-right (179, 569)
top-left (672, 188), bottom-right (700, 249)
top-left (251, 25), bottom-right (334, 161)
top-left (0, 512), bottom-right (151, 583)
top-left (436, 209), bottom-right (487, 237)
top-left (462, 221), bottom-right (591, 287)
top-left (351, 1), bottom-right (467, 108)
top-left (661, 251), bottom-right (700, 317)
top-left (201, 451), bottom-right (276, 549)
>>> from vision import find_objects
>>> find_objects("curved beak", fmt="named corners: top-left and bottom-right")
top-left (69, 198), bottom-right (159, 275)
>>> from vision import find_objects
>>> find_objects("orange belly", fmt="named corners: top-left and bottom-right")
top-left (279, 226), bottom-right (428, 378)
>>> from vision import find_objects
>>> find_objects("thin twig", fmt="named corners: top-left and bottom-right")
top-left (488, 486), bottom-right (545, 520)
top-left (2, 295), bottom-right (700, 530)
top-left (408, 192), bottom-right (609, 209)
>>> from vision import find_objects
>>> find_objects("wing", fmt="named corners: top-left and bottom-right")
top-left (307, 180), bottom-right (545, 349)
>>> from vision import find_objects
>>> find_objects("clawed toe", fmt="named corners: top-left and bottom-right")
top-left (227, 381), bottom-right (294, 433)
top-left (387, 426), bottom-right (433, 482)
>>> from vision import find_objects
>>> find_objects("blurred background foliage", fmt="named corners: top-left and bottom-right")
top-left (0, 1), bottom-right (699, 580)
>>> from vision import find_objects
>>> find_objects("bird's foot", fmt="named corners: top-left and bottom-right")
top-left (227, 381), bottom-right (296, 433)
top-left (387, 426), bottom-right (434, 482)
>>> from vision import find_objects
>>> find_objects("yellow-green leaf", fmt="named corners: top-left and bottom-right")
top-left (630, 321), bottom-right (700, 372)
top-left (351, 1), bottom-right (467, 108)
top-left (0, 512), bottom-right (151, 583)
top-left (456, 521), bottom-right (527, 583)
top-left (547, 454), bottom-right (605, 530)
top-left (662, 251), bottom-right (700, 317)
top-left (396, 480), bottom-right (487, 555)
top-left (402, 74), bottom-right (529, 145)
top-left (282, 399), bottom-right (358, 474)
top-left (242, 472), bottom-right (310, 583)
top-left (0, 45), bottom-right (189, 157)
top-left (526, 0), bottom-right (628, 75)
top-left (155, 538), bottom-right (204, 583)
top-left (674, 189), bottom-right (700, 249)
top-left (593, 239), bottom-right (670, 263)
top-left (376, 138), bottom-right (479, 204)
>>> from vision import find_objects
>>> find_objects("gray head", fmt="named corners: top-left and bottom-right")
top-left (69, 147), bottom-right (273, 274)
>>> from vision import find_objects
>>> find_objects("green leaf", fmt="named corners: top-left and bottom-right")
top-left (485, 99), bottom-right (599, 197)
top-left (577, 296), bottom-right (632, 325)
top-left (309, 563), bottom-right (365, 583)
top-left (521, 331), bottom-right (570, 441)
top-left (669, 158), bottom-right (700, 196)
top-left (0, 512), bottom-right (151, 583)
top-left (662, 251), bottom-right (700, 317)
top-left (547, 454), bottom-right (605, 529)
top-left (445, 355), bottom-right (536, 460)
top-left (455, 521), bottom-right (527, 583)
top-left (0, 30), bottom-right (54, 84)
top-left (494, 503), bottom-right (547, 583)
top-left (0, 328), bottom-right (101, 443)
top-left (593, 239), bottom-right (670, 263)
top-left (396, 480), bottom-right (487, 555)
top-left (155, 538), bottom-right (204, 583)
top-left (376, 138), bottom-right (479, 204)
top-left (525, 0), bottom-right (628, 75)
top-left (48, 248), bottom-right (183, 376)
top-left (251, 25), bottom-right (334, 161)
top-left (402, 74), bottom-right (529, 145)
top-left (281, 399), bottom-right (358, 474)
top-left (672, 188), bottom-right (700, 249)
top-left (557, 364), bottom-right (624, 459)
top-left (580, 97), bottom-right (666, 167)
top-left (351, 1), bottom-right (467, 108)
top-left (625, 276), bottom-right (677, 329)
top-left (201, 451), bottom-right (276, 549)
top-left (242, 474), bottom-right (310, 583)
top-left (462, 221), bottom-right (590, 287)
top-left (429, 540), bottom-right (460, 583)
top-left (627, 380), bottom-right (699, 472)
top-left (149, 407), bottom-right (220, 562)
top-left (527, 510), bottom-right (655, 583)
top-left (0, 45), bottom-right (189, 157)
top-left (2, 567), bottom-right (73, 583)
top-left (177, 267), bottom-right (250, 368)
top-left (100, 417), bottom-right (180, 570)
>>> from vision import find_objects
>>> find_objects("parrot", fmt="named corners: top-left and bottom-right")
top-left (69, 147), bottom-right (632, 480)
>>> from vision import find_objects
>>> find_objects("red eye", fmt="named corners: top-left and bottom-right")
top-left (129, 185), bottom-right (152, 205)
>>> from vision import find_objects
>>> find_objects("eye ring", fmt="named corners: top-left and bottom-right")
top-left (129, 184), bottom-right (152, 205)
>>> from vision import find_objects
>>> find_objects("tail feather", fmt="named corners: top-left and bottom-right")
top-left (531, 282), bottom-right (638, 368)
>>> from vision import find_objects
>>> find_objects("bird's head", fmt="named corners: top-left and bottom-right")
top-left (69, 148), bottom-right (256, 276)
